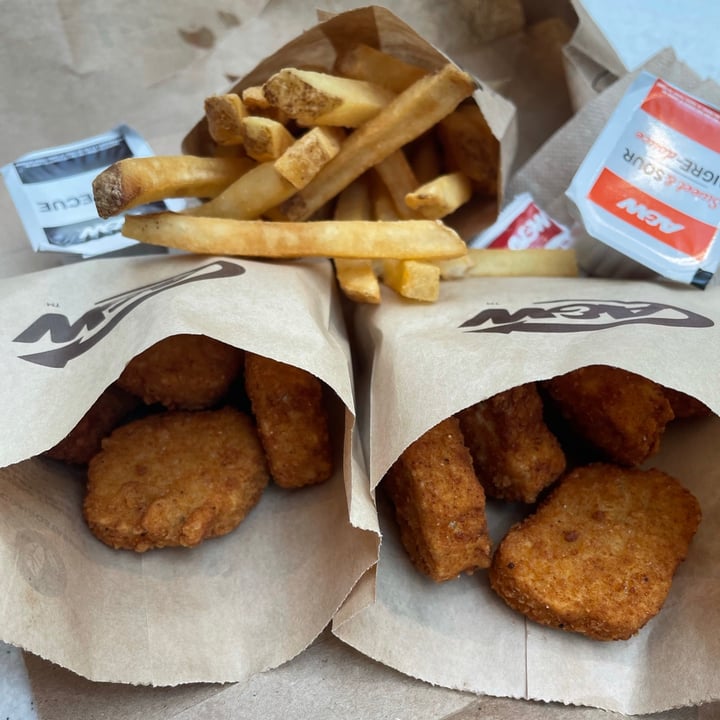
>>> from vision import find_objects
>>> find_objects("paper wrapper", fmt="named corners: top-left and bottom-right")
top-left (0, 253), bottom-right (379, 685)
top-left (334, 276), bottom-right (720, 715)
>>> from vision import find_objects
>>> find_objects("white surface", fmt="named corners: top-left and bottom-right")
top-left (578, 0), bottom-right (720, 81)
top-left (0, 642), bottom-right (37, 720)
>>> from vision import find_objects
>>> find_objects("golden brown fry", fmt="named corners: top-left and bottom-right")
top-left (44, 384), bottom-right (141, 465)
top-left (437, 102), bottom-right (498, 196)
top-left (273, 126), bottom-right (345, 190)
top-left (381, 259), bottom-right (440, 302)
top-left (262, 67), bottom-right (395, 127)
top-left (92, 155), bottom-right (255, 219)
top-left (405, 171), bottom-right (473, 219)
top-left (383, 416), bottom-right (491, 582)
top-left (116, 334), bottom-right (244, 410)
top-left (241, 85), bottom-right (270, 111)
top-left (456, 383), bottom-right (566, 503)
top-left (334, 43), bottom-right (428, 93)
top-left (489, 463), bottom-right (701, 640)
top-left (432, 255), bottom-right (474, 279)
top-left (204, 93), bottom-right (248, 146)
top-left (282, 63), bottom-right (476, 222)
top-left (240, 116), bottom-right (295, 162)
top-left (185, 162), bottom-right (295, 220)
top-left (123, 212), bottom-right (468, 260)
top-left (543, 365), bottom-right (675, 466)
top-left (373, 149), bottom-right (420, 220)
top-left (244, 353), bottom-right (333, 488)
top-left (409, 131), bottom-right (443, 184)
top-left (466, 248), bottom-right (578, 277)
top-left (332, 179), bottom-right (381, 304)
top-left (84, 408), bottom-right (269, 552)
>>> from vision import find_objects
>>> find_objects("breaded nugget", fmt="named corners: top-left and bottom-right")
top-left (543, 365), bottom-right (674, 466)
top-left (44, 384), bottom-right (141, 465)
top-left (383, 416), bottom-right (491, 582)
top-left (663, 387), bottom-right (713, 420)
top-left (117, 334), bottom-right (244, 410)
top-left (456, 383), bottom-right (566, 503)
top-left (489, 463), bottom-right (701, 640)
top-left (84, 407), bottom-right (269, 551)
top-left (244, 352), bottom-right (333, 488)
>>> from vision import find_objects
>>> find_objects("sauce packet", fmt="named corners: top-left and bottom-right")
top-left (1, 125), bottom-right (182, 259)
top-left (566, 72), bottom-right (720, 287)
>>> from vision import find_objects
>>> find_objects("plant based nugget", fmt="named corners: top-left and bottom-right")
top-left (383, 416), bottom-right (491, 582)
top-left (663, 387), bottom-right (713, 420)
top-left (244, 352), bottom-right (333, 488)
top-left (543, 365), bottom-right (674, 466)
top-left (489, 463), bottom-right (701, 641)
top-left (456, 383), bottom-right (566, 503)
top-left (117, 334), bottom-right (244, 410)
top-left (84, 408), bottom-right (269, 552)
top-left (44, 384), bottom-right (141, 465)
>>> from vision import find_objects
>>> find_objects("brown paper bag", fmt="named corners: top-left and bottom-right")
top-left (0, 253), bottom-right (378, 685)
top-left (333, 275), bottom-right (720, 715)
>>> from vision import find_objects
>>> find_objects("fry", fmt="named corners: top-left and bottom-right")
top-left (381, 259), bottom-right (441, 302)
top-left (262, 68), bottom-right (395, 127)
top-left (334, 43), bottom-right (428, 93)
top-left (466, 248), bottom-right (579, 277)
top-left (373, 149), bottom-right (420, 220)
top-left (92, 155), bottom-right (255, 219)
top-left (371, 177), bottom-right (441, 302)
top-left (332, 179), bottom-right (381, 304)
top-left (409, 131), bottom-right (443, 184)
top-left (241, 85), bottom-right (290, 124)
top-left (184, 161), bottom-right (295, 220)
top-left (405, 171), bottom-right (473, 219)
top-left (240, 116), bottom-right (295, 162)
top-left (204, 94), bottom-right (248, 146)
top-left (274, 126), bottom-right (345, 190)
top-left (437, 102), bottom-right (498, 195)
top-left (122, 212), bottom-right (468, 260)
top-left (282, 63), bottom-right (475, 222)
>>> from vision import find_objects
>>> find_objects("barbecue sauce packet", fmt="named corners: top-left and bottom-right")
top-left (333, 276), bottom-right (720, 715)
top-left (0, 254), bottom-right (378, 685)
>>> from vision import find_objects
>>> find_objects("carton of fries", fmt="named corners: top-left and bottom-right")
top-left (333, 275), bottom-right (720, 715)
top-left (0, 254), bottom-right (378, 684)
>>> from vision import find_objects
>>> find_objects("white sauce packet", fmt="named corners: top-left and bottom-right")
top-left (0, 125), bottom-right (182, 259)
top-left (566, 72), bottom-right (720, 288)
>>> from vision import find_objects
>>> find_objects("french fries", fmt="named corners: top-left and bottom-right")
top-left (92, 156), bottom-right (255, 219)
top-left (466, 248), bottom-right (578, 277)
top-left (204, 94), bottom-right (248, 146)
top-left (122, 212), bottom-right (468, 260)
top-left (91, 43), bottom-right (539, 305)
top-left (281, 63), bottom-right (476, 222)
top-left (262, 68), bottom-right (396, 127)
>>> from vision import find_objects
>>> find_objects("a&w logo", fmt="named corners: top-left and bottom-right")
top-left (13, 260), bottom-right (245, 368)
top-left (460, 299), bottom-right (713, 334)
top-left (616, 198), bottom-right (684, 234)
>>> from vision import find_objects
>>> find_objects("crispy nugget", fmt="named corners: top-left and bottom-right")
top-left (543, 365), bottom-right (674, 466)
top-left (489, 463), bottom-right (701, 640)
top-left (117, 334), bottom-right (244, 410)
top-left (457, 383), bottom-right (566, 503)
top-left (84, 407), bottom-right (269, 552)
top-left (663, 387), bottom-right (713, 420)
top-left (44, 384), bottom-right (141, 465)
top-left (244, 352), bottom-right (333, 488)
top-left (383, 416), bottom-right (491, 582)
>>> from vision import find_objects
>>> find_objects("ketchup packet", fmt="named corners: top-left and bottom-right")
top-left (566, 72), bottom-right (720, 287)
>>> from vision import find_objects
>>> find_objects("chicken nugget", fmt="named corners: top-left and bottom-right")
top-left (244, 352), bottom-right (333, 488)
top-left (117, 334), bottom-right (244, 410)
top-left (663, 387), bottom-right (713, 420)
top-left (84, 407), bottom-right (269, 551)
top-left (543, 364), bottom-right (674, 466)
top-left (383, 416), bottom-right (491, 582)
top-left (44, 384), bottom-right (141, 465)
top-left (457, 383), bottom-right (566, 503)
top-left (489, 463), bottom-right (701, 640)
